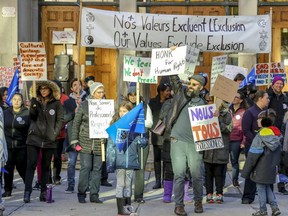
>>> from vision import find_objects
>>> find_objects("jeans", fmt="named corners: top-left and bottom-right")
top-left (116, 169), bottom-right (133, 198)
top-left (78, 152), bottom-right (102, 200)
top-left (229, 140), bottom-right (241, 181)
top-left (256, 183), bottom-right (278, 212)
top-left (67, 150), bottom-right (78, 188)
top-left (171, 139), bottom-right (204, 207)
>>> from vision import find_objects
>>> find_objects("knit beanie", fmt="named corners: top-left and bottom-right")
top-left (272, 75), bottom-right (284, 85)
top-left (127, 86), bottom-right (136, 95)
top-left (90, 82), bottom-right (104, 95)
top-left (188, 74), bottom-right (206, 86)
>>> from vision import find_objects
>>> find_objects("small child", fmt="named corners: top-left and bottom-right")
top-left (242, 109), bottom-right (281, 216)
top-left (106, 101), bottom-right (147, 216)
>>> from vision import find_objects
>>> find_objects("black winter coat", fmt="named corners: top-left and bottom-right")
top-left (4, 106), bottom-right (30, 149)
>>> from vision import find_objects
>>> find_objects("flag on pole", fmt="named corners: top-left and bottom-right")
top-left (239, 67), bottom-right (255, 89)
top-left (6, 68), bottom-right (20, 106)
top-left (106, 102), bottom-right (145, 152)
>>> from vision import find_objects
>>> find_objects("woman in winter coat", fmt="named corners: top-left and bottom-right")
top-left (3, 93), bottom-right (30, 197)
top-left (71, 82), bottom-right (106, 204)
top-left (0, 87), bottom-right (9, 110)
top-left (0, 107), bottom-right (8, 216)
top-left (229, 91), bottom-right (248, 187)
top-left (106, 101), bottom-right (147, 215)
top-left (203, 101), bottom-right (233, 204)
top-left (23, 80), bottom-right (64, 203)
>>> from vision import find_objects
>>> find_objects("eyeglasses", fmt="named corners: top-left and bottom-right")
top-left (95, 91), bottom-right (105, 94)
top-left (190, 83), bottom-right (200, 87)
top-left (40, 87), bottom-right (49, 91)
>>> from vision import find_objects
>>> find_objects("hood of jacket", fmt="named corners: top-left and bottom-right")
top-left (30, 80), bottom-right (60, 100)
top-left (259, 127), bottom-right (281, 151)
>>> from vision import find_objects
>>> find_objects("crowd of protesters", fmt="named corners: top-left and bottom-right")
top-left (0, 71), bottom-right (287, 216)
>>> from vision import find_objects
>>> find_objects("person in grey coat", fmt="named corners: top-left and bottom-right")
top-left (242, 111), bottom-right (281, 216)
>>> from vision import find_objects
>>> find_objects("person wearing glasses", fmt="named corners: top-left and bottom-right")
top-left (166, 74), bottom-right (207, 216)
top-left (23, 81), bottom-right (64, 203)
top-left (71, 82), bottom-right (106, 204)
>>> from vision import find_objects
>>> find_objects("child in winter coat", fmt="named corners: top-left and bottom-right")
top-left (106, 101), bottom-right (147, 216)
top-left (242, 109), bottom-right (281, 216)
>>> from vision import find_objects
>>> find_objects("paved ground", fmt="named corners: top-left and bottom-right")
top-left (3, 167), bottom-right (288, 216)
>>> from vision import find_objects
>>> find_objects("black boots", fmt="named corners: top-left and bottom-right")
top-left (23, 191), bottom-right (31, 203)
top-left (277, 182), bottom-right (288, 195)
top-left (116, 198), bottom-right (131, 215)
top-left (152, 162), bottom-right (162, 189)
top-left (39, 191), bottom-right (46, 202)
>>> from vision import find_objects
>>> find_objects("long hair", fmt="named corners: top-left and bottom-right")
top-left (110, 101), bottom-right (134, 125)
top-left (237, 91), bottom-right (249, 110)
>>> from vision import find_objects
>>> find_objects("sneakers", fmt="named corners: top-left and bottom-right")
top-left (206, 193), bottom-right (214, 203)
top-left (272, 208), bottom-right (281, 216)
top-left (233, 179), bottom-right (240, 187)
top-left (134, 198), bottom-right (145, 204)
top-left (252, 210), bottom-right (268, 216)
top-left (33, 181), bottom-right (41, 190)
top-left (194, 200), bottom-right (203, 213)
top-left (215, 194), bottom-right (223, 204)
top-left (65, 186), bottom-right (74, 194)
top-left (101, 180), bottom-right (112, 187)
top-left (174, 206), bottom-right (187, 216)
top-left (2, 191), bottom-right (12, 197)
top-left (54, 179), bottom-right (61, 185)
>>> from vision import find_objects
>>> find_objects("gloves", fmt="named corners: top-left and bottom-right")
top-left (30, 97), bottom-right (39, 109)
top-left (134, 136), bottom-right (148, 148)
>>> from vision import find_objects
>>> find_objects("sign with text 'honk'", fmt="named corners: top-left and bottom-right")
top-left (150, 46), bottom-right (187, 76)
top-left (123, 55), bottom-right (157, 84)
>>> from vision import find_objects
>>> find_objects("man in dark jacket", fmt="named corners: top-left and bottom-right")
top-left (166, 74), bottom-right (206, 216)
top-left (267, 75), bottom-right (288, 194)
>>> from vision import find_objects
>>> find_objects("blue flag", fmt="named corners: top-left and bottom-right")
top-left (106, 102), bottom-right (145, 152)
top-left (6, 68), bottom-right (20, 106)
top-left (239, 67), bottom-right (255, 89)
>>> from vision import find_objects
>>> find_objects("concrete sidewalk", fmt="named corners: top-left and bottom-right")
top-left (3, 169), bottom-right (288, 216)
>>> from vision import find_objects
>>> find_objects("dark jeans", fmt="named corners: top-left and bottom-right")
top-left (163, 161), bottom-right (174, 181)
top-left (4, 148), bottom-right (27, 192)
top-left (242, 145), bottom-right (256, 202)
top-left (204, 162), bottom-right (226, 195)
top-left (53, 138), bottom-right (65, 181)
top-left (25, 145), bottom-right (55, 193)
top-left (229, 140), bottom-right (242, 181)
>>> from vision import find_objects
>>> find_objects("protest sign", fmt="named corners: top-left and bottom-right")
top-left (255, 62), bottom-right (286, 86)
top-left (188, 104), bottom-right (223, 152)
top-left (150, 46), bottom-right (187, 76)
top-left (223, 65), bottom-right (248, 80)
top-left (19, 42), bottom-right (47, 81)
top-left (179, 46), bottom-right (200, 81)
top-left (211, 74), bottom-right (239, 103)
top-left (81, 8), bottom-right (271, 53)
top-left (88, 99), bottom-right (114, 138)
top-left (210, 55), bottom-right (227, 90)
top-left (123, 55), bottom-right (156, 84)
top-left (0, 67), bottom-right (14, 88)
top-left (52, 31), bottom-right (77, 44)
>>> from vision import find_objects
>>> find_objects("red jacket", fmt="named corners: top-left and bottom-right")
top-left (229, 107), bottom-right (246, 144)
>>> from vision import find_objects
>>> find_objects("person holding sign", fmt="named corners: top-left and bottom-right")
top-left (106, 101), bottom-right (147, 215)
top-left (241, 90), bottom-right (270, 205)
top-left (203, 101), bottom-right (232, 204)
top-left (24, 80), bottom-right (64, 203)
top-left (166, 74), bottom-right (207, 215)
top-left (70, 82), bottom-right (106, 204)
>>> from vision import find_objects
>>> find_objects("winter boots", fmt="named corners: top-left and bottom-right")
top-left (163, 180), bottom-right (173, 203)
top-left (117, 197), bottom-right (132, 215)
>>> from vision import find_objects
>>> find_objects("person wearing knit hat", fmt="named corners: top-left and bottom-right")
top-left (164, 74), bottom-right (206, 215)
top-left (70, 81), bottom-right (106, 203)
top-left (267, 75), bottom-right (288, 195)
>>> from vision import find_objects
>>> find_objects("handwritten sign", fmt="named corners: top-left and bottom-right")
top-left (211, 74), bottom-right (239, 103)
top-left (210, 55), bottom-right (227, 90)
top-left (179, 46), bottom-right (200, 81)
top-left (0, 67), bottom-right (14, 87)
top-left (223, 65), bottom-right (248, 80)
top-left (255, 62), bottom-right (286, 86)
top-left (81, 8), bottom-right (271, 53)
top-left (123, 56), bottom-right (156, 84)
top-left (52, 31), bottom-right (77, 44)
top-left (88, 99), bottom-right (114, 138)
top-left (19, 42), bottom-right (47, 81)
top-left (188, 104), bottom-right (223, 152)
top-left (150, 46), bottom-right (187, 76)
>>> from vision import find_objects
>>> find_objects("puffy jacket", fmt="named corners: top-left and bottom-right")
top-left (229, 106), bottom-right (246, 142)
top-left (241, 126), bottom-right (281, 184)
top-left (70, 95), bottom-right (104, 155)
top-left (26, 80), bottom-right (64, 149)
top-left (203, 109), bottom-right (232, 164)
top-left (4, 106), bottom-right (30, 148)
top-left (106, 136), bottom-right (140, 173)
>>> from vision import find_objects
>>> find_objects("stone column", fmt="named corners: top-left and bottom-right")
top-left (118, 0), bottom-right (137, 104)
top-left (238, 0), bottom-right (257, 72)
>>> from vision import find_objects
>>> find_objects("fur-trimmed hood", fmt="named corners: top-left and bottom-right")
top-left (30, 80), bottom-right (61, 100)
